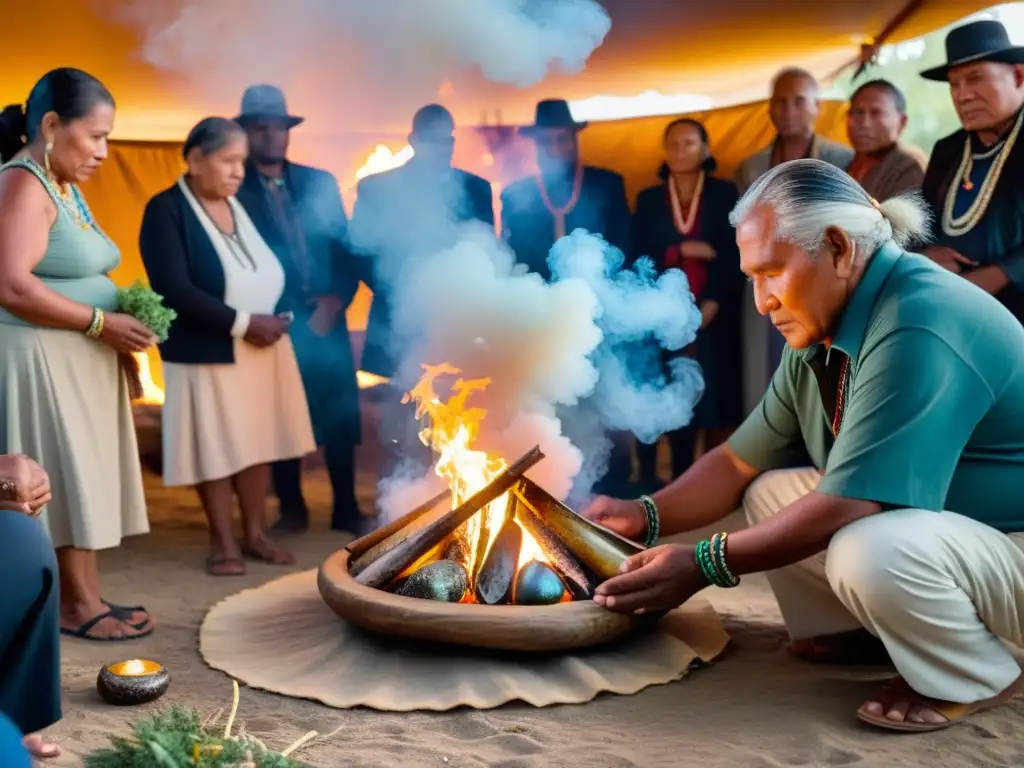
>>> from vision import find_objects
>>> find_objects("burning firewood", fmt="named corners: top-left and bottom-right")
top-left (475, 513), bottom-right (522, 605)
top-left (355, 446), bottom-right (546, 589)
top-left (517, 477), bottom-right (644, 582)
top-left (348, 489), bottom-right (451, 575)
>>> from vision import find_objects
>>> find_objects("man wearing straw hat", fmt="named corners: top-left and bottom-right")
top-left (918, 19), bottom-right (1024, 325)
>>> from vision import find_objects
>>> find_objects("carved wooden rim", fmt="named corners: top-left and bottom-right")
top-left (317, 548), bottom-right (637, 652)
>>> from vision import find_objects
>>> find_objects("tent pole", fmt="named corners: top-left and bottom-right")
top-left (831, 0), bottom-right (926, 82)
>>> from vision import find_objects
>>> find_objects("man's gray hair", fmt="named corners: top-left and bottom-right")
top-left (729, 158), bottom-right (931, 255)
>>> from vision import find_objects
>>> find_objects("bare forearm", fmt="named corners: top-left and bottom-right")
top-left (726, 491), bottom-right (881, 574)
top-left (0, 276), bottom-right (93, 330)
top-left (651, 445), bottom-right (759, 535)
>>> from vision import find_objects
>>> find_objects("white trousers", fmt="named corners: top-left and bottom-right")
top-left (744, 468), bottom-right (1024, 703)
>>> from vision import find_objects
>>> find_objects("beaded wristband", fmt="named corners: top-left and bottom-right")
top-left (709, 532), bottom-right (740, 588)
top-left (694, 539), bottom-right (721, 587)
top-left (637, 495), bottom-right (660, 548)
top-left (694, 535), bottom-right (740, 589)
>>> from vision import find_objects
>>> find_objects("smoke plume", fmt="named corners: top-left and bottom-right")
top-left (373, 220), bottom-right (703, 517)
top-left (119, 0), bottom-right (706, 513)
top-left (114, 0), bottom-right (612, 127)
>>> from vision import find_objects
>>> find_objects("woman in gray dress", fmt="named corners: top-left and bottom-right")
top-left (0, 69), bottom-right (156, 642)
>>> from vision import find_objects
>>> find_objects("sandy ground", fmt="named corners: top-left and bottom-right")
top-left (46, 455), bottom-right (1024, 767)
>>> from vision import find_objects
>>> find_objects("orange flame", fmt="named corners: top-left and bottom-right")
top-left (403, 363), bottom-right (550, 590)
top-left (132, 352), bottom-right (165, 405)
top-left (355, 144), bottom-right (414, 182)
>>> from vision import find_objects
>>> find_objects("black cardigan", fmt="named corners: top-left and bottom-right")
top-left (139, 183), bottom-right (242, 364)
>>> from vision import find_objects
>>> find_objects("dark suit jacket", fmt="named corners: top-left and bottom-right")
top-left (139, 183), bottom-right (242, 365)
top-left (922, 127), bottom-right (1024, 322)
top-left (235, 160), bottom-right (364, 443)
top-left (349, 161), bottom-right (495, 377)
top-left (633, 176), bottom-right (744, 426)
top-left (501, 166), bottom-right (632, 280)
top-left (235, 161), bottom-right (364, 317)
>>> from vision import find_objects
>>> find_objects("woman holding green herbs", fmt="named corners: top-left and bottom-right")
top-left (0, 69), bottom-right (156, 650)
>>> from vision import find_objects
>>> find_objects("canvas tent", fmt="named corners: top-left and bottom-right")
top-left (0, 0), bottom-right (995, 389)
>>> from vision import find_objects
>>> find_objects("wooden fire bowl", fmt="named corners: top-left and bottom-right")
top-left (318, 548), bottom-right (639, 652)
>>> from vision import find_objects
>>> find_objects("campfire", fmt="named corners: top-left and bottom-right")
top-left (346, 364), bottom-right (643, 607)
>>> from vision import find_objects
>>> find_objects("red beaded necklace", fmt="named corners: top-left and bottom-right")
top-left (831, 356), bottom-right (851, 438)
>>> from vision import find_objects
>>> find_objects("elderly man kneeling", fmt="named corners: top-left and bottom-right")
top-left (584, 158), bottom-right (1024, 732)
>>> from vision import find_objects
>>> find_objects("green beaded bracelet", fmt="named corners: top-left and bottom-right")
top-left (638, 495), bottom-right (660, 548)
top-left (694, 539), bottom-right (721, 586)
top-left (709, 532), bottom-right (740, 588)
top-left (694, 536), bottom-right (740, 589)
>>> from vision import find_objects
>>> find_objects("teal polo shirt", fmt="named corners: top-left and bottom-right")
top-left (729, 241), bottom-right (1024, 533)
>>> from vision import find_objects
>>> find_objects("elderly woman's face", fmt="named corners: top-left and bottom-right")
top-left (45, 102), bottom-right (115, 183)
top-left (189, 133), bottom-right (248, 199)
top-left (738, 205), bottom-right (855, 349)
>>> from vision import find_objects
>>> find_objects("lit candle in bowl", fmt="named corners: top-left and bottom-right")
top-left (96, 659), bottom-right (170, 706)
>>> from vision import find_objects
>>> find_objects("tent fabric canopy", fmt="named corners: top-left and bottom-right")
top-left (2, 1), bottom-right (987, 390)
top-left (0, 1), bottom-right (989, 141)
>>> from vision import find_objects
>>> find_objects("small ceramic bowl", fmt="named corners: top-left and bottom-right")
top-left (96, 659), bottom-right (171, 706)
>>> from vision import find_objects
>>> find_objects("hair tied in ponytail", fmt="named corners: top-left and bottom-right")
top-left (0, 104), bottom-right (28, 162)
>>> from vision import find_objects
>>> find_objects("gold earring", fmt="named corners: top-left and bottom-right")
top-left (44, 142), bottom-right (53, 178)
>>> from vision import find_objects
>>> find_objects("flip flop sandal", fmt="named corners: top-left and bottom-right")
top-left (856, 675), bottom-right (1023, 733)
top-left (59, 609), bottom-right (154, 642)
top-left (206, 554), bottom-right (247, 576)
top-left (102, 599), bottom-right (151, 630)
top-left (788, 628), bottom-right (892, 665)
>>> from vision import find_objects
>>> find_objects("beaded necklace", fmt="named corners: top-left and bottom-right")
top-left (668, 171), bottom-right (705, 235)
top-left (20, 157), bottom-right (94, 230)
top-left (942, 107), bottom-right (1024, 237)
top-left (831, 356), bottom-right (851, 438)
top-left (536, 162), bottom-right (583, 240)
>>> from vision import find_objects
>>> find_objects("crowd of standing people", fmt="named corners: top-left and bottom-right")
top-left (0, 14), bottom-right (1021, 759)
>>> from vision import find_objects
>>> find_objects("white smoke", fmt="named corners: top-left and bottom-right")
top-left (112, 0), bottom-right (612, 127)
top-left (116, 0), bottom-right (707, 514)
top-left (379, 222), bottom-right (703, 517)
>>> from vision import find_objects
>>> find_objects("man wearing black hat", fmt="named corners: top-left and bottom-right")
top-left (920, 19), bottom-right (1024, 324)
top-left (501, 99), bottom-right (632, 281)
top-left (501, 99), bottom-right (634, 497)
top-left (233, 84), bottom-right (370, 534)
top-left (348, 104), bottom-right (494, 478)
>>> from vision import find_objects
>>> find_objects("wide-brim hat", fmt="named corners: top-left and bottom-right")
top-left (519, 99), bottom-right (588, 137)
top-left (234, 84), bottom-right (304, 128)
top-left (921, 19), bottom-right (1024, 81)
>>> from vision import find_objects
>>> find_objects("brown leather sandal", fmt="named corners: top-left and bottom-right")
top-left (857, 675), bottom-right (1023, 733)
